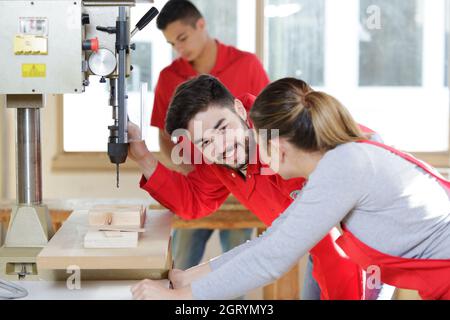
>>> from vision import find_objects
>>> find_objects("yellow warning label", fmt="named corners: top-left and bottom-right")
top-left (14, 35), bottom-right (48, 55)
top-left (22, 64), bottom-right (46, 78)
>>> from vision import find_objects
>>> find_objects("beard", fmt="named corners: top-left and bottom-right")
top-left (218, 120), bottom-right (255, 172)
top-left (220, 140), bottom-right (250, 171)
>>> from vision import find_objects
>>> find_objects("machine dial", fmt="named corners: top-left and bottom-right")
top-left (88, 48), bottom-right (116, 77)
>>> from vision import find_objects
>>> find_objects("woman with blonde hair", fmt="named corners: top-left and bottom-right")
top-left (132, 78), bottom-right (450, 300)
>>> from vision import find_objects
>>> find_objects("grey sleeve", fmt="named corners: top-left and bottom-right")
top-left (209, 213), bottom-right (290, 271)
top-left (191, 144), bottom-right (372, 300)
top-left (209, 237), bottom-right (258, 271)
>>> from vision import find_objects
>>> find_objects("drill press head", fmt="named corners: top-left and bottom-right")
top-left (84, 5), bottom-right (158, 188)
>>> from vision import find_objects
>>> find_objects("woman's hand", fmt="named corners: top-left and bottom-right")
top-left (169, 263), bottom-right (213, 289)
top-left (169, 269), bottom-right (190, 289)
top-left (131, 262), bottom-right (213, 299)
top-left (131, 279), bottom-right (193, 300)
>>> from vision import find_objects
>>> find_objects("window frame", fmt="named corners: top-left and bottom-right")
top-left (0, 97), bottom-right (8, 198)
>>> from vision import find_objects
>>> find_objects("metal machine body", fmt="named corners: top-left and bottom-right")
top-left (0, 0), bottom-right (158, 280)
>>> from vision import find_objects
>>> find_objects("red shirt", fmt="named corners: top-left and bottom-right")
top-left (151, 40), bottom-right (270, 130)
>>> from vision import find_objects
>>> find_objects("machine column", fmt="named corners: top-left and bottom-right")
top-left (16, 107), bottom-right (42, 206)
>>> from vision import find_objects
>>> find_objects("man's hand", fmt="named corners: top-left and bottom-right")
top-left (131, 279), bottom-right (193, 300)
top-left (128, 140), bottom-right (151, 163)
top-left (127, 121), bottom-right (158, 179)
top-left (128, 121), bottom-right (147, 161)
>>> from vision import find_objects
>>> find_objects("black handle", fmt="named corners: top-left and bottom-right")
top-left (135, 7), bottom-right (159, 32)
top-left (96, 26), bottom-right (116, 34)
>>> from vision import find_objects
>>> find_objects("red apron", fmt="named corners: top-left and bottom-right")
top-left (310, 229), bottom-right (365, 300)
top-left (336, 140), bottom-right (450, 300)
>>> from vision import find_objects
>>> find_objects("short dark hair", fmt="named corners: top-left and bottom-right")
top-left (165, 75), bottom-right (235, 135)
top-left (156, 0), bottom-right (203, 30)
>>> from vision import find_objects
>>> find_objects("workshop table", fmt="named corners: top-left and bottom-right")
top-left (0, 198), bottom-right (300, 300)
top-left (5, 280), bottom-right (141, 300)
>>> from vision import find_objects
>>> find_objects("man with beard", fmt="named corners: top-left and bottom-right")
top-left (128, 75), bottom-right (393, 299)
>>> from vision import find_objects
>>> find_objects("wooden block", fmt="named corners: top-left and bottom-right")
top-left (37, 210), bottom-right (173, 278)
top-left (88, 205), bottom-right (145, 228)
top-left (85, 205), bottom-right (147, 249)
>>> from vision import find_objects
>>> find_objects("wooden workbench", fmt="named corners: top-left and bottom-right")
top-left (0, 198), bottom-right (300, 300)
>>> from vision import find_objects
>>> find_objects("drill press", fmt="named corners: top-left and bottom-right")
top-left (92, 5), bottom-right (158, 188)
top-left (0, 0), bottom-right (158, 280)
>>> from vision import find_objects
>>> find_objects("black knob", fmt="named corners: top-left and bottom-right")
top-left (100, 77), bottom-right (106, 83)
top-left (82, 13), bottom-right (90, 25)
top-left (130, 43), bottom-right (136, 51)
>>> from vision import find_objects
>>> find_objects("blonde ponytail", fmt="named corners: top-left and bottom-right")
top-left (250, 78), bottom-right (367, 152)
top-left (305, 91), bottom-right (366, 150)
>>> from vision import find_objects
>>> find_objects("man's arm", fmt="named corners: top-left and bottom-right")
top-left (157, 129), bottom-right (194, 175)
top-left (129, 124), bottom-right (230, 220)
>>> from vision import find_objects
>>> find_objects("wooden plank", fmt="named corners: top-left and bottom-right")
top-left (37, 210), bottom-right (173, 271)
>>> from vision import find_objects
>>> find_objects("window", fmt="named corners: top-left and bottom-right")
top-left (191, 0), bottom-right (256, 52)
top-left (63, 0), bottom-right (255, 156)
top-left (191, 0), bottom-right (238, 47)
top-left (265, 0), bottom-right (325, 85)
top-left (265, 0), bottom-right (450, 154)
top-left (359, 0), bottom-right (423, 86)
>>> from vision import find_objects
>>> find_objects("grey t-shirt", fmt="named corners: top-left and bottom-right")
top-left (191, 142), bottom-right (450, 300)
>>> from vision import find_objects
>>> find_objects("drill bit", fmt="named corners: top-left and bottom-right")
top-left (116, 163), bottom-right (120, 188)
